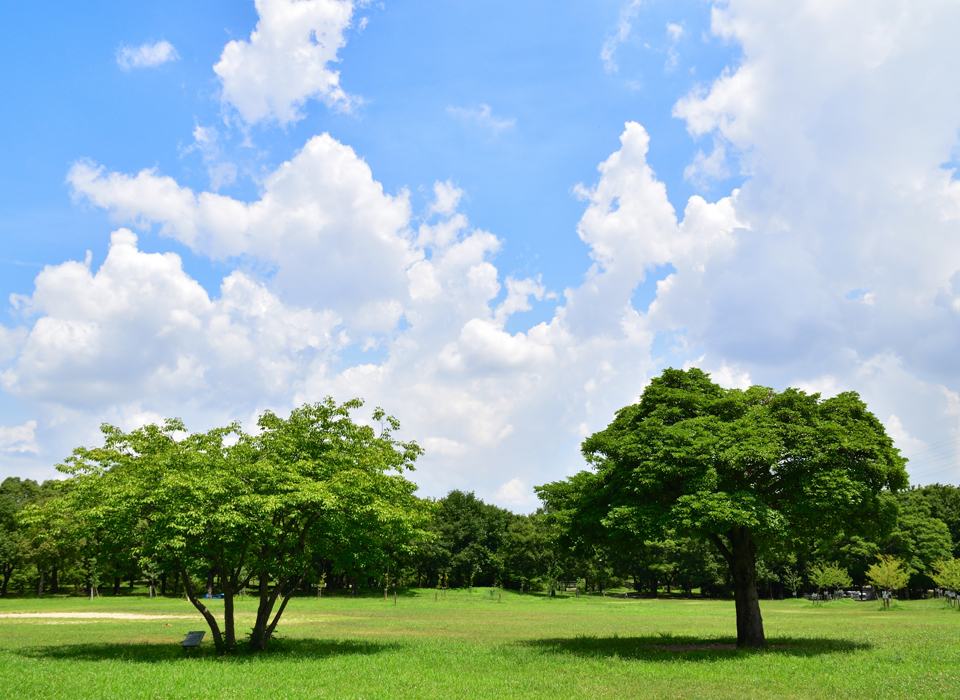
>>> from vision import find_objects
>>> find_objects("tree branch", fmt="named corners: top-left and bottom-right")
top-left (264, 566), bottom-right (310, 645)
top-left (707, 532), bottom-right (733, 565)
top-left (179, 565), bottom-right (224, 651)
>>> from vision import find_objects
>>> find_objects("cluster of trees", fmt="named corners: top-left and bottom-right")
top-left (1, 399), bottom-right (429, 652)
top-left (6, 473), bottom-right (957, 606)
top-left (3, 369), bottom-right (960, 652)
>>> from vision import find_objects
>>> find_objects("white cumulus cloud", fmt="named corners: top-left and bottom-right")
top-left (8, 0), bottom-right (960, 500)
top-left (0, 421), bottom-right (38, 454)
top-left (214, 0), bottom-right (358, 125)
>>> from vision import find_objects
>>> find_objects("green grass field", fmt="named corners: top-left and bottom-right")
top-left (0, 589), bottom-right (957, 699)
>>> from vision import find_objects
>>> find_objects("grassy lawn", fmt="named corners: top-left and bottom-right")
top-left (0, 589), bottom-right (958, 699)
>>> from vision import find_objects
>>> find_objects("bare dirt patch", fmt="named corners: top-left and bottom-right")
top-left (0, 613), bottom-right (196, 620)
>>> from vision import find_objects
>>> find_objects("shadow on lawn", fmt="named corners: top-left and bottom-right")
top-left (522, 635), bottom-right (869, 662)
top-left (14, 637), bottom-right (397, 664)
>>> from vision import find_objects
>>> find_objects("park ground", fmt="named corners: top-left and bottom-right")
top-left (0, 589), bottom-right (958, 699)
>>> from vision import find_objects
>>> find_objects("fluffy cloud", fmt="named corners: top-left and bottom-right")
top-left (0, 421), bottom-right (37, 454)
top-left (7, 0), bottom-right (960, 498)
top-left (68, 134), bottom-right (416, 339)
top-left (661, 0), bottom-right (960, 482)
top-left (214, 0), bottom-right (357, 124)
top-left (116, 40), bottom-right (179, 70)
top-left (20, 120), bottom-right (723, 501)
top-left (3, 229), bottom-right (341, 412)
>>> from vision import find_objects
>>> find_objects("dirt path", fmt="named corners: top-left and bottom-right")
top-left (0, 613), bottom-right (197, 620)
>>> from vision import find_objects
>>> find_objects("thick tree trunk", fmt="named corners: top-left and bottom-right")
top-left (249, 571), bottom-right (273, 651)
top-left (710, 528), bottom-right (766, 648)
top-left (113, 576), bottom-right (121, 596)
top-left (218, 560), bottom-right (238, 649)
top-left (206, 568), bottom-right (215, 597)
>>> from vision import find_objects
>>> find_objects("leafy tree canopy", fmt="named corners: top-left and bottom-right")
top-left (538, 368), bottom-right (907, 647)
top-left (57, 398), bottom-right (427, 652)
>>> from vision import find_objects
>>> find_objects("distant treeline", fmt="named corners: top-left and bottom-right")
top-left (3, 478), bottom-right (958, 600)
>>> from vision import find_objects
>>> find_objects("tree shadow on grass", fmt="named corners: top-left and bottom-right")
top-left (521, 634), bottom-right (869, 662)
top-left (13, 637), bottom-right (398, 664)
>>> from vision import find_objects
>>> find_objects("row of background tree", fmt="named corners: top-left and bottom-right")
top-left (3, 477), bottom-right (958, 600)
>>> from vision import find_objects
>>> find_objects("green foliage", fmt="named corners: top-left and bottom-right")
top-left (575, 369), bottom-right (906, 546)
top-left (931, 557), bottom-right (960, 598)
top-left (538, 368), bottom-right (907, 646)
top-left (417, 490), bottom-right (514, 588)
top-left (866, 555), bottom-right (910, 607)
top-left (2, 478), bottom-right (69, 597)
top-left (809, 562), bottom-right (852, 600)
top-left (912, 484), bottom-right (960, 557)
top-left (885, 489), bottom-right (954, 588)
top-left (499, 514), bottom-right (555, 592)
top-left (782, 567), bottom-right (803, 595)
top-left (56, 398), bottom-right (428, 651)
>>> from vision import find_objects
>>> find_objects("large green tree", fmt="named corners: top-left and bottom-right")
top-left (539, 368), bottom-right (907, 647)
top-left (414, 490), bottom-right (514, 588)
top-left (61, 398), bottom-right (427, 652)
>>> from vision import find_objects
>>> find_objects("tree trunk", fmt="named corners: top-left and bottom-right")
top-left (180, 567), bottom-right (225, 651)
top-left (149, 579), bottom-right (155, 599)
top-left (222, 578), bottom-right (235, 649)
top-left (710, 528), bottom-right (766, 648)
top-left (51, 566), bottom-right (59, 594)
top-left (36, 567), bottom-right (44, 597)
top-left (113, 576), bottom-right (121, 596)
top-left (249, 571), bottom-right (273, 650)
top-left (206, 568), bottom-right (215, 597)
top-left (249, 570), bottom-right (302, 651)
top-left (1, 567), bottom-right (11, 597)
top-left (160, 572), bottom-right (167, 597)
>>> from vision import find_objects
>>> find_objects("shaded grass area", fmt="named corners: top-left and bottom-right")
top-left (14, 638), bottom-right (397, 663)
top-left (524, 633), bottom-right (869, 660)
top-left (0, 590), bottom-right (958, 699)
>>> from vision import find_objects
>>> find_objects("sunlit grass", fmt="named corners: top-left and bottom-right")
top-left (1, 589), bottom-right (958, 698)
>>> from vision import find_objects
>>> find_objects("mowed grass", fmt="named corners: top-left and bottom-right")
top-left (1, 589), bottom-right (958, 699)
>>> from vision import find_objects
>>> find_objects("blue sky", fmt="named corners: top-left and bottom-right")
top-left (1, 1), bottom-right (737, 296)
top-left (3, 0), bottom-right (960, 508)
